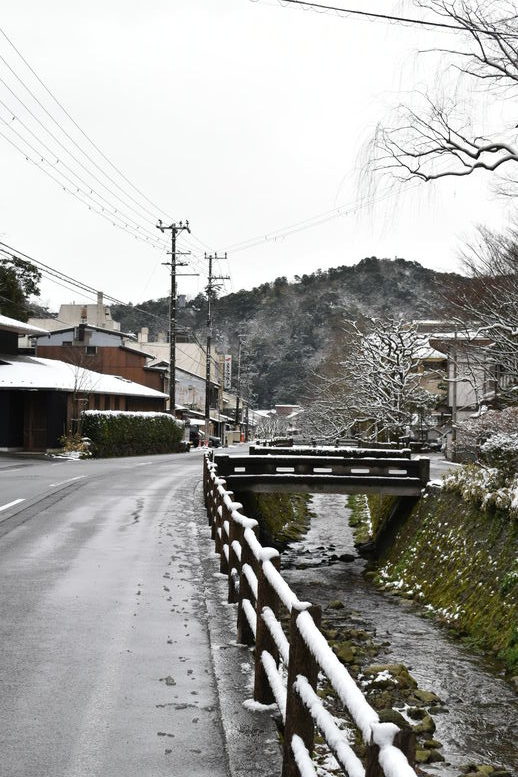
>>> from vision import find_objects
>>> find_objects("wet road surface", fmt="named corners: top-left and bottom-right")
top-left (0, 450), bottom-right (234, 777)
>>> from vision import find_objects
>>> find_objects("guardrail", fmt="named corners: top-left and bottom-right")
top-left (250, 446), bottom-right (412, 459)
top-left (203, 453), bottom-right (417, 777)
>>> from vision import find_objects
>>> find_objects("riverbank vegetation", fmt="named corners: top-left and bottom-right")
top-left (233, 491), bottom-right (313, 549)
top-left (349, 483), bottom-right (518, 676)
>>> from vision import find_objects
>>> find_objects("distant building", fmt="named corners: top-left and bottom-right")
top-left (33, 323), bottom-right (165, 395)
top-left (25, 291), bottom-right (121, 335)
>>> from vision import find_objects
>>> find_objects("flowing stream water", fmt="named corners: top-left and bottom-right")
top-left (282, 493), bottom-right (517, 776)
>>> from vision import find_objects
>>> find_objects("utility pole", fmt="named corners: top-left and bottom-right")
top-left (234, 335), bottom-right (245, 431)
top-left (156, 219), bottom-right (194, 415)
top-left (243, 361), bottom-right (250, 442)
top-left (204, 253), bottom-right (229, 443)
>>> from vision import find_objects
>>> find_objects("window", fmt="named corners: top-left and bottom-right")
top-left (85, 346), bottom-right (97, 355)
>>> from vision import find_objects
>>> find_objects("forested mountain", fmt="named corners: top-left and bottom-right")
top-left (112, 256), bottom-right (465, 406)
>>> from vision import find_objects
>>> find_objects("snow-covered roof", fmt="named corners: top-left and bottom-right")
top-left (31, 322), bottom-right (137, 339)
top-left (0, 314), bottom-right (49, 336)
top-left (415, 344), bottom-right (447, 360)
top-left (0, 354), bottom-right (168, 398)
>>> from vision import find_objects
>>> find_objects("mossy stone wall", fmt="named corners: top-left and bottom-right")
top-left (367, 489), bottom-right (518, 673)
top-left (235, 491), bottom-right (312, 549)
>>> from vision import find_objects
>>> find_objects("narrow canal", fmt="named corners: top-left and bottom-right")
top-left (282, 493), bottom-right (517, 776)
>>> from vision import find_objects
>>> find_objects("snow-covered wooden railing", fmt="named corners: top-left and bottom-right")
top-left (203, 454), bottom-right (417, 777)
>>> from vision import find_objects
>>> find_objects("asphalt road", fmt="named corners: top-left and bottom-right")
top-left (0, 449), bottom-right (233, 777)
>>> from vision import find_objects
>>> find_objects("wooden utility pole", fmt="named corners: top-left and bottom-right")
top-left (234, 335), bottom-right (245, 430)
top-left (156, 219), bottom-right (193, 414)
top-left (204, 253), bottom-right (229, 442)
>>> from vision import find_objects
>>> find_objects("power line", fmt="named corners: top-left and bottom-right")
top-left (221, 182), bottom-right (422, 254)
top-left (0, 27), bottom-right (222, 281)
top-left (258, 0), bottom-right (518, 36)
top-left (0, 71), bottom-right (166, 246)
top-left (0, 25), bottom-right (175, 223)
top-left (0, 240), bottom-right (222, 371)
top-left (0, 105), bottom-right (165, 247)
top-left (0, 126), bottom-right (167, 250)
top-left (0, 31), bottom-right (171, 225)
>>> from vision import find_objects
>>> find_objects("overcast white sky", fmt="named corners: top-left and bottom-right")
top-left (0, 0), bottom-right (514, 311)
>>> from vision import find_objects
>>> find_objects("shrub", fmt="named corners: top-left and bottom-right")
top-left (480, 432), bottom-right (518, 479)
top-left (457, 406), bottom-right (518, 459)
top-left (81, 410), bottom-right (184, 458)
top-left (58, 432), bottom-right (92, 458)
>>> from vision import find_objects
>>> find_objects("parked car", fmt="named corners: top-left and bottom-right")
top-left (208, 436), bottom-right (221, 448)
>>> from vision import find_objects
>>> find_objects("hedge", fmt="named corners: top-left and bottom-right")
top-left (81, 410), bottom-right (184, 457)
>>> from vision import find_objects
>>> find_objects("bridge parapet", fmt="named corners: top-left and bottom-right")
top-left (202, 453), bottom-right (418, 777)
top-left (250, 445), bottom-right (411, 459)
top-left (215, 454), bottom-right (430, 496)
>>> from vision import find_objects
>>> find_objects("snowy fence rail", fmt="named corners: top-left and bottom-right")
top-left (203, 454), bottom-right (418, 777)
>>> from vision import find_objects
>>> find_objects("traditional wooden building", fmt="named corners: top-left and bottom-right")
top-left (0, 315), bottom-right (168, 451)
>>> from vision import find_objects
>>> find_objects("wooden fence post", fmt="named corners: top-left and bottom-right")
top-left (253, 552), bottom-right (281, 704)
top-left (237, 524), bottom-right (258, 646)
top-left (219, 499), bottom-right (231, 575)
top-left (365, 724), bottom-right (415, 777)
top-left (210, 487), bottom-right (219, 538)
top-left (365, 745), bottom-right (383, 777)
top-left (214, 502), bottom-right (223, 557)
top-left (227, 518), bottom-right (242, 604)
top-left (281, 602), bottom-right (321, 777)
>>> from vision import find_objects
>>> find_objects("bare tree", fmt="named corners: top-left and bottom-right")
top-left (256, 413), bottom-right (289, 440)
top-left (446, 223), bottom-right (518, 402)
top-left (370, 1), bottom-right (518, 189)
top-left (304, 318), bottom-right (437, 442)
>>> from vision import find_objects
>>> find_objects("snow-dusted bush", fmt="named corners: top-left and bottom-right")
top-left (443, 459), bottom-right (518, 518)
top-left (81, 410), bottom-right (184, 458)
top-left (480, 432), bottom-right (518, 479)
top-left (457, 406), bottom-right (518, 459)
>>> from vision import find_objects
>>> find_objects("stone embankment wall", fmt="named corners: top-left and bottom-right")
top-left (354, 488), bottom-right (518, 676)
top-left (234, 491), bottom-right (312, 549)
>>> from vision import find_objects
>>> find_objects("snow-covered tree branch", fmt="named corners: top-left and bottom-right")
top-left (304, 318), bottom-right (438, 442)
top-left (369, 1), bottom-right (518, 189)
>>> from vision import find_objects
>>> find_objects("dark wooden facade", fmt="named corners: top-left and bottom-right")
top-left (36, 344), bottom-right (165, 394)
top-left (0, 388), bottom-right (166, 451)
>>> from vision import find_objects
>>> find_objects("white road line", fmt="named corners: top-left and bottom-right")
top-left (134, 462), bottom-right (152, 467)
top-left (0, 498), bottom-right (25, 512)
top-left (48, 475), bottom-right (86, 488)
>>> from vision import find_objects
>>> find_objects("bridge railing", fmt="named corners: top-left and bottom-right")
top-left (215, 454), bottom-right (429, 482)
top-left (255, 437), bottom-right (294, 447)
top-left (249, 445), bottom-right (412, 459)
top-left (203, 454), bottom-right (417, 777)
